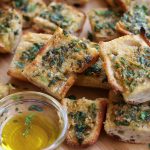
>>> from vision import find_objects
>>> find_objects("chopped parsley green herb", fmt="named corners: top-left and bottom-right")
top-left (14, 0), bottom-right (28, 8)
top-left (121, 5), bottom-right (149, 35)
top-left (15, 62), bottom-right (25, 69)
top-left (69, 103), bottom-right (97, 144)
top-left (21, 43), bottom-right (43, 62)
top-left (87, 31), bottom-right (94, 41)
top-left (112, 100), bottom-right (150, 127)
top-left (23, 114), bottom-right (34, 137)
top-left (39, 4), bottom-right (71, 30)
top-left (28, 105), bottom-right (43, 112)
top-left (67, 95), bottom-right (77, 100)
top-left (114, 45), bottom-right (150, 92)
top-left (84, 63), bottom-right (101, 76)
top-left (95, 10), bottom-right (113, 17)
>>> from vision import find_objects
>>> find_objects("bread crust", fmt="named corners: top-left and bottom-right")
top-left (62, 98), bottom-right (107, 147)
top-left (75, 75), bottom-right (110, 89)
top-left (116, 21), bottom-right (133, 35)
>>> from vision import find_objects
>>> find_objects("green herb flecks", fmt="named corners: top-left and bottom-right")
top-left (95, 10), bottom-right (113, 17)
top-left (114, 46), bottom-right (150, 92)
top-left (21, 43), bottom-right (43, 62)
top-left (23, 114), bottom-right (34, 137)
top-left (69, 103), bottom-right (97, 144)
top-left (14, 0), bottom-right (28, 8)
top-left (15, 62), bottom-right (25, 69)
top-left (84, 62), bottom-right (102, 76)
top-left (28, 105), bottom-right (43, 112)
top-left (39, 4), bottom-right (71, 30)
top-left (121, 5), bottom-right (149, 35)
top-left (67, 95), bottom-right (77, 100)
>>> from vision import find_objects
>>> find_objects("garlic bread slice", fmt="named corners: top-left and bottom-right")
top-left (0, 7), bottom-right (22, 53)
top-left (8, 32), bottom-right (52, 81)
top-left (33, 2), bottom-right (85, 34)
top-left (88, 8), bottom-right (121, 42)
top-left (100, 35), bottom-right (150, 104)
top-left (105, 91), bottom-right (150, 143)
top-left (23, 28), bottom-right (100, 99)
top-left (12, 0), bottom-right (46, 28)
top-left (62, 97), bottom-right (107, 147)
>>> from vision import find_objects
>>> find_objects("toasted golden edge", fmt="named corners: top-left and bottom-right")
top-left (32, 4), bottom-right (86, 34)
top-left (8, 69), bottom-right (27, 81)
top-left (75, 75), bottom-right (110, 89)
top-left (116, 21), bottom-right (133, 35)
top-left (62, 98), bottom-right (107, 147)
top-left (99, 42), bottom-right (123, 92)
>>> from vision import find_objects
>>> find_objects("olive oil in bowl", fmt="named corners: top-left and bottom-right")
top-left (0, 92), bottom-right (68, 150)
top-left (1, 113), bottom-right (60, 150)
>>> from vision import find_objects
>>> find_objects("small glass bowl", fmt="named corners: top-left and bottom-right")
top-left (0, 91), bottom-right (68, 150)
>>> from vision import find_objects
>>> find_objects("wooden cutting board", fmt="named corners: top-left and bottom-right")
top-left (0, 0), bottom-right (149, 149)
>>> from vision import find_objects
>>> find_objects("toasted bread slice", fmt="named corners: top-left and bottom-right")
top-left (0, 7), bottom-right (22, 53)
top-left (88, 8), bottom-right (121, 42)
top-left (100, 35), bottom-right (150, 104)
top-left (23, 28), bottom-right (100, 99)
top-left (8, 32), bottom-right (52, 81)
top-left (12, 0), bottom-right (46, 28)
top-left (62, 97), bottom-right (107, 147)
top-left (75, 58), bottom-right (110, 89)
top-left (105, 90), bottom-right (150, 144)
top-left (32, 2), bottom-right (85, 34)
top-left (116, 5), bottom-right (150, 39)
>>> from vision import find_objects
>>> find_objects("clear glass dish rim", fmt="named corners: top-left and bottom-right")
top-left (0, 91), bottom-right (68, 150)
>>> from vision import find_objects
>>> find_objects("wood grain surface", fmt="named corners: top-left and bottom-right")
top-left (0, 0), bottom-right (149, 149)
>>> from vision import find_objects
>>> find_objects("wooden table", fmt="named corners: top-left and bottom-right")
top-left (0, 0), bottom-right (149, 149)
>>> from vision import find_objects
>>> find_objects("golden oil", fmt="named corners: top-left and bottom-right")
top-left (1, 113), bottom-right (60, 150)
